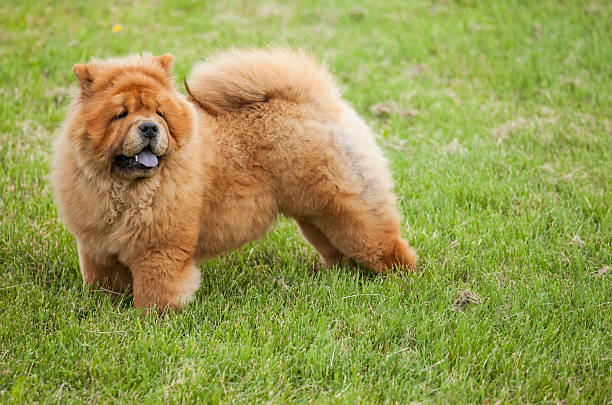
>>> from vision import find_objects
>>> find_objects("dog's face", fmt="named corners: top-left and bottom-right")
top-left (70, 54), bottom-right (193, 180)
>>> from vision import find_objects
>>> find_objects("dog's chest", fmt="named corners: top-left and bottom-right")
top-left (99, 181), bottom-right (159, 243)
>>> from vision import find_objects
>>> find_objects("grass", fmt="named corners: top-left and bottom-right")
top-left (1, 0), bottom-right (611, 403)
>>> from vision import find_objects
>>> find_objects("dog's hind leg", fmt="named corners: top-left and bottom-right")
top-left (296, 219), bottom-right (346, 268)
top-left (310, 204), bottom-right (417, 274)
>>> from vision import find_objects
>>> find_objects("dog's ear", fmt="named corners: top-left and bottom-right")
top-left (156, 53), bottom-right (174, 73)
top-left (72, 63), bottom-right (95, 90)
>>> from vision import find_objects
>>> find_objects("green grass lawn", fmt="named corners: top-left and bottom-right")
top-left (1, 0), bottom-right (611, 403)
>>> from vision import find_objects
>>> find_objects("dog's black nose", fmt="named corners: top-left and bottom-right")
top-left (138, 121), bottom-right (158, 138)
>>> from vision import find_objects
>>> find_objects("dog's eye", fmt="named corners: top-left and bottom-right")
top-left (156, 110), bottom-right (164, 118)
top-left (114, 110), bottom-right (128, 120)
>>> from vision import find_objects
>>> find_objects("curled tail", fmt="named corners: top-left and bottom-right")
top-left (184, 48), bottom-right (342, 115)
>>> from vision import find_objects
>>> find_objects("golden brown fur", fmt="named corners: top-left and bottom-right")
top-left (52, 49), bottom-right (417, 313)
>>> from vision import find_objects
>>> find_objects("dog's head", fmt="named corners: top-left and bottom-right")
top-left (69, 53), bottom-right (193, 180)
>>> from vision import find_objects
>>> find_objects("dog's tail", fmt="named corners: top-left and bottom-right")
top-left (184, 48), bottom-right (341, 115)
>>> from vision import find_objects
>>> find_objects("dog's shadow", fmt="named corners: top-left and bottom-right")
top-left (90, 251), bottom-right (383, 317)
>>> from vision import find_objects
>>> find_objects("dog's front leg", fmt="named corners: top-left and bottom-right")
top-left (78, 244), bottom-right (133, 297)
top-left (128, 247), bottom-right (202, 314)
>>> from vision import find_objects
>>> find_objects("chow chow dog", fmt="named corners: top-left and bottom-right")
top-left (52, 49), bottom-right (417, 313)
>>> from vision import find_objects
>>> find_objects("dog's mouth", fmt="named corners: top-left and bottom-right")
top-left (114, 146), bottom-right (159, 170)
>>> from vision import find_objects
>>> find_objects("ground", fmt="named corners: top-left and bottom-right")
top-left (0, 0), bottom-right (610, 403)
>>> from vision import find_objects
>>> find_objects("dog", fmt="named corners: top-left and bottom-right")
top-left (51, 49), bottom-right (417, 313)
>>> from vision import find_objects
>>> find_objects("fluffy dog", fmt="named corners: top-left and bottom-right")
top-left (52, 49), bottom-right (417, 312)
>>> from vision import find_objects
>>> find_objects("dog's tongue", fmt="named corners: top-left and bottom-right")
top-left (135, 148), bottom-right (158, 168)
